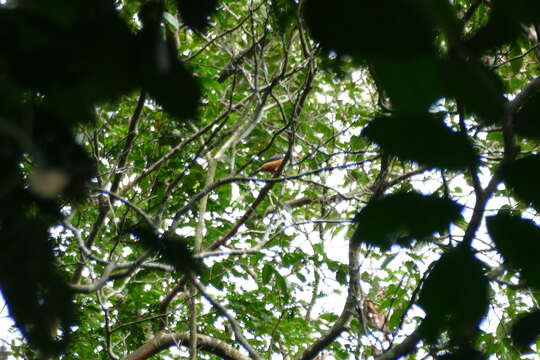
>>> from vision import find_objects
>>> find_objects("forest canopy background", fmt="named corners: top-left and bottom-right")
top-left (2, 0), bottom-right (540, 359)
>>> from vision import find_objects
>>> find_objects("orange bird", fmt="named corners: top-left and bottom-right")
top-left (256, 154), bottom-right (285, 175)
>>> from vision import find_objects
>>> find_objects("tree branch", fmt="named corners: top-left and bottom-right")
top-left (124, 332), bottom-right (250, 360)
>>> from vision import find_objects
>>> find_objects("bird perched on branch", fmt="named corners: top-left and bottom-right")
top-left (256, 154), bottom-right (285, 175)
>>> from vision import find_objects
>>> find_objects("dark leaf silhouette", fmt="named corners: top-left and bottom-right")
top-left (417, 247), bottom-right (489, 344)
top-left (465, 0), bottom-right (540, 54)
top-left (486, 213), bottom-right (540, 288)
top-left (510, 310), bottom-right (540, 352)
top-left (303, 0), bottom-right (439, 61)
top-left (144, 60), bottom-right (201, 122)
top-left (369, 57), bottom-right (445, 112)
top-left (138, 10), bottom-right (201, 122)
top-left (362, 113), bottom-right (479, 170)
top-left (352, 192), bottom-right (462, 249)
top-left (128, 224), bottom-right (203, 274)
top-left (500, 156), bottom-right (540, 211)
top-left (0, 190), bottom-right (76, 356)
top-left (514, 91), bottom-right (540, 138)
top-left (442, 58), bottom-right (506, 124)
top-left (176, 0), bottom-right (218, 31)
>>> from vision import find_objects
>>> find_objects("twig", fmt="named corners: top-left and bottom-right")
top-left (190, 277), bottom-right (263, 360)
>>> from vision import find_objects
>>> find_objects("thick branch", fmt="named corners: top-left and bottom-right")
top-left (124, 332), bottom-right (250, 360)
top-left (374, 330), bottom-right (422, 360)
top-left (297, 241), bottom-right (361, 360)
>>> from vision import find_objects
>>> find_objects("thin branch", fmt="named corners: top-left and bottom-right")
top-left (190, 277), bottom-right (263, 360)
top-left (493, 43), bottom-right (540, 69)
top-left (92, 189), bottom-right (155, 228)
top-left (168, 159), bottom-right (377, 231)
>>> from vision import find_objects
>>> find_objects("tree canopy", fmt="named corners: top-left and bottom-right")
top-left (2, 0), bottom-right (540, 359)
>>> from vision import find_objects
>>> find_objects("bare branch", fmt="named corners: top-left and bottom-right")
top-left (190, 277), bottom-right (263, 360)
top-left (124, 332), bottom-right (250, 360)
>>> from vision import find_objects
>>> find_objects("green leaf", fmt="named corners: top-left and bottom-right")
top-left (274, 272), bottom-right (289, 300)
top-left (362, 113), bottom-right (479, 170)
top-left (262, 264), bottom-right (274, 284)
top-left (335, 268), bottom-right (347, 285)
top-left (352, 192), bottom-right (463, 249)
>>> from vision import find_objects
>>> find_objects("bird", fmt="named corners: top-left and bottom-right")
top-left (256, 154), bottom-right (285, 175)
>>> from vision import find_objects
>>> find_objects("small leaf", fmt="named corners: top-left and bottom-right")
top-left (362, 113), bottom-right (479, 170)
top-left (511, 310), bottom-right (540, 352)
top-left (486, 213), bottom-right (540, 288)
top-left (262, 264), bottom-right (274, 284)
top-left (274, 272), bottom-right (289, 300)
top-left (163, 12), bottom-right (180, 31)
top-left (381, 252), bottom-right (398, 268)
top-left (352, 192), bottom-right (463, 249)
top-left (417, 247), bottom-right (489, 343)
top-left (335, 268), bottom-right (347, 285)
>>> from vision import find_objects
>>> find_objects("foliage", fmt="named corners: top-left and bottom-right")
top-left (2, 0), bottom-right (540, 360)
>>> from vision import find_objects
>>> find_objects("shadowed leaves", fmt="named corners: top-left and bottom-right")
top-left (176, 0), bottom-right (218, 31)
top-left (142, 54), bottom-right (201, 122)
top-left (128, 224), bottom-right (203, 275)
top-left (417, 247), bottom-right (489, 346)
top-left (500, 156), bottom-right (540, 211)
top-left (0, 190), bottom-right (77, 356)
top-left (0, 1), bottom-right (204, 354)
top-left (303, 0), bottom-right (506, 119)
top-left (486, 213), bottom-right (540, 289)
top-left (465, 0), bottom-right (540, 54)
top-left (362, 113), bottom-right (479, 170)
top-left (303, 0), bottom-right (439, 61)
top-left (352, 192), bottom-right (462, 250)
top-left (510, 310), bottom-right (540, 353)
top-left (514, 91), bottom-right (540, 139)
